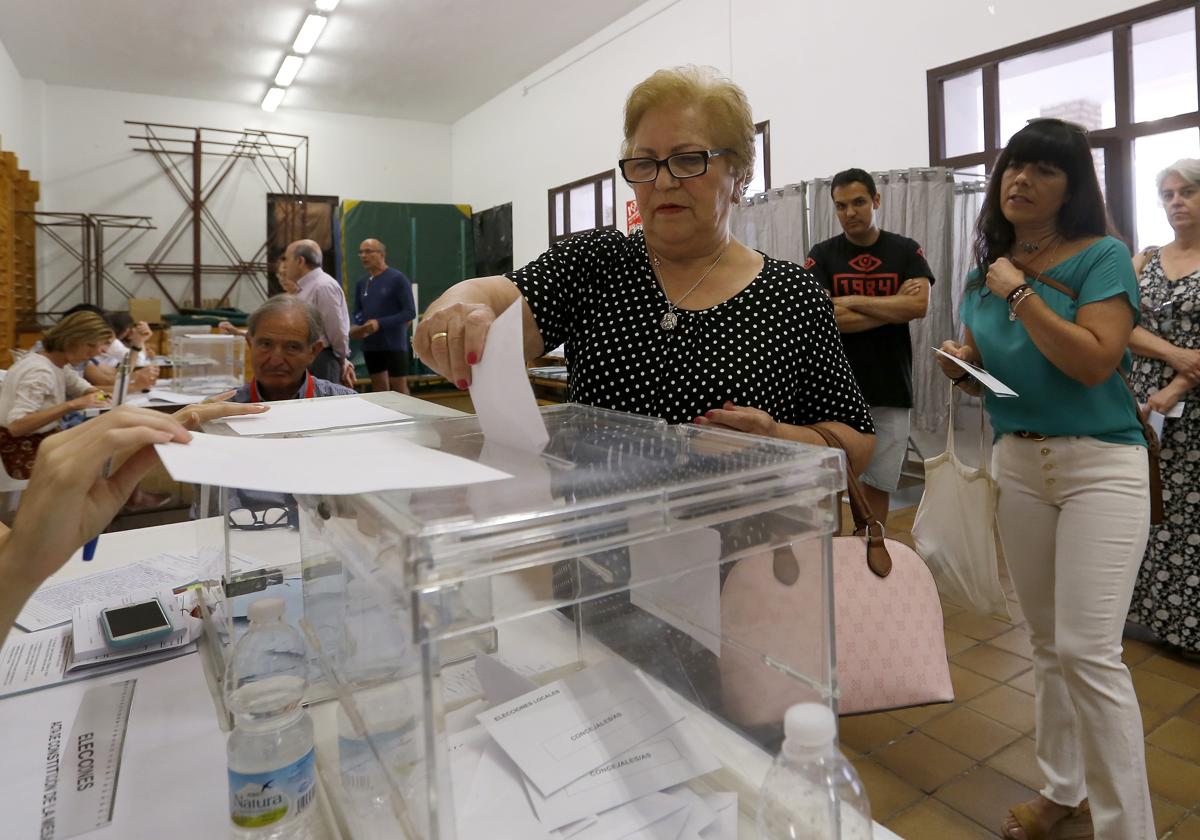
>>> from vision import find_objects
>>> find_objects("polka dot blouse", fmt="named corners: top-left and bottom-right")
top-left (508, 229), bottom-right (874, 434)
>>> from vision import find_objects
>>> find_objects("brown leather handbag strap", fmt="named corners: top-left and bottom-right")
top-left (808, 425), bottom-right (892, 578)
top-left (1011, 259), bottom-right (1163, 524)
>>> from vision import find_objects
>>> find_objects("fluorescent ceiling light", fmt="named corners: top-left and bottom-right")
top-left (275, 55), bottom-right (304, 87)
top-left (315, 0), bottom-right (340, 11)
top-left (261, 87), bottom-right (287, 112)
top-left (293, 14), bottom-right (327, 54)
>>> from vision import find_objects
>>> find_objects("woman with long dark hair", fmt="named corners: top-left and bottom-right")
top-left (937, 119), bottom-right (1153, 839)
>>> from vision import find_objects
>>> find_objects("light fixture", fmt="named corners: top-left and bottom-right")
top-left (292, 14), bottom-right (327, 54)
top-left (275, 55), bottom-right (304, 87)
top-left (261, 87), bottom-right (287, 112)
top-left (315, 0), bottom-right (340, 11)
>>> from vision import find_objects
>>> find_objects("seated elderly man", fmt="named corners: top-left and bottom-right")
top-left (236, 295), bottom-right (356, 403)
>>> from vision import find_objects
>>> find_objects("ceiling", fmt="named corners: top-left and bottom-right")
top-left (0, 0), bottom-right (647, 122)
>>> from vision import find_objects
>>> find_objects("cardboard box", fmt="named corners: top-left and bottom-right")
top-left (128, 298), bottom-right (163, 325)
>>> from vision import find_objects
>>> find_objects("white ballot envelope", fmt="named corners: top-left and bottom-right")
top-left (932, 347), bottom-right (1018, 397)
top-left (477, 658), bottom-right (685, 796)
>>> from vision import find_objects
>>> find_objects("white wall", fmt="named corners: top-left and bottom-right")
top-left (33, 84), bottom-right (453, 312)
top-left (451, 0), bottom-right (1152, 266)
top-left (0, 36), bottom-right (29, 168)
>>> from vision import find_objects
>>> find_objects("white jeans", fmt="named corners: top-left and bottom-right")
top-left (992, 434), bottom-right (1153, 840)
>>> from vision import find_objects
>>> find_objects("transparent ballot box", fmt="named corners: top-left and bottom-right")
top-left (168, 332), bottom-right (244, 394)
top-left (291, 404), bottom-right (845, 839)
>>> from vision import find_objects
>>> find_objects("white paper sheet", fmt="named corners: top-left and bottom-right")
top-left (569, 793), bottom-right (689, 840)
top-left (525, 720), bottom-right (721, 830)
top-left (697, 793), bottom-right (737, 840)
top-left (155, 429), bottom-right (511, 495)
top-left (932, 348), bottom-right (1018, 397)
top-left (0, 654), bottom-right (229, 840)
top-left (16, 552), bottom-right (216, 633)
top-left (468, 298), bottom-right (549, 452)
top-left (456, 740), bottom-right (555, 840)
top-left (477, 658), bottom-right (685, 796)
top-left (629, 530), bottom-right (722, 655)
top-left (125, 389), bottom-right (211, 406)
top-left (221, 395), bottom-right (410, 435)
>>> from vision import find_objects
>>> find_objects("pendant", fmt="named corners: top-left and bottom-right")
top-left (660, 310), bottom-right (678, 331)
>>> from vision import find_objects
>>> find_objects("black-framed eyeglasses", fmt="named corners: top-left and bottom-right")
top-left (618, 149), bottom-right (732, 183)
top-left (227, 506), bottom-right (297, 531)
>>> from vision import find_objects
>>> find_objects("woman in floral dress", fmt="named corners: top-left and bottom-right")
top-left (1129, 158), bottom-right (1200, 657)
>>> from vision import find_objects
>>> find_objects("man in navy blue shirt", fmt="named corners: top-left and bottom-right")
top-left (351, 239), bottom-right (417, 394)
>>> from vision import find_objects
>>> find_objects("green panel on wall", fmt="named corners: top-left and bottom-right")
top-left (340, 200), bottom-right (475, 314)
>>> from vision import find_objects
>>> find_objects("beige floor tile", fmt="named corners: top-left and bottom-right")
top-left (944, 612), bottom-right (1013, 641)
top-left (889, 703), bottom-right (953, 729)
top-left (1146, 716), bottom-right (1200, 763)
top-left (967, 683), bottom-right (1038, 734)
top-left (988, 627), bottom-right (1035, 660)
top-left (1142, 704), bottom-right (1173, 737)
top-left (1133, 668), bottom-right (1200, 714)
top-left (949, 663), bottom-right (1000, 703)
top-left (1122, 637), bottom-right (1161, 667)
top-left (922, 707), bottom-right (1022, 761)
top-left (873, 732), bottom-right (975, 794)
top-left (886, 798), bottom-right (1000, 839)
top-left (1008, 669), bottom-right (1036, 695)
top-left (935, 765), bottom-right (1039, 836)
top-left (1168, 815), bottom-right (1200, 840)
top-left (850, 758), bottom-right (925, 822)
top-left (1141, 653), bottom-right (1200, 690)
top-left (953, 644), bottom-right (1033, 682)
top-left (1152, 795), bottom-right (1187, 838)
top-left (943, 628), bottom-right (978, 656)
top-left (985, 737), bottom-right (1045, 792)
top-left (839, 712), bottom-right (911, 754)
top-left (1182, 696), bottom-right (1200, 726)
top-left (1145, 744), bottom-right (1200, 806)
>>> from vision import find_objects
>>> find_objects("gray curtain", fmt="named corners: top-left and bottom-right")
top-left (730, 185), bottom-right (807, 263)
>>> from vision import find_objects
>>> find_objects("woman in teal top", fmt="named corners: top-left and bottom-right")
top-left (938, 119), bottom-right (1152, 840)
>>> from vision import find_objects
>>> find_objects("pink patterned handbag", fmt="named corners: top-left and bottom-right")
top-left (720, 427), bottom-right (953, 724)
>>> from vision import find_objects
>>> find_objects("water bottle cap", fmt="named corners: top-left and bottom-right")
top-left (247, 597), bottom-right (286, 624)
top-left (783, 703), bottom-right (837, 752)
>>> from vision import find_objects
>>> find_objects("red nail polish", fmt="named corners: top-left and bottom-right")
top-left (467, 352), bottom-right (478, 365)
top-left (456, 379), bottom-right (468, 389)
top-left (705, 411), bottom-right (715, 419)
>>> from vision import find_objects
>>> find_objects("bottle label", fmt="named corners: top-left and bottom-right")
top-left (229, 747), bottom-right (316, 828)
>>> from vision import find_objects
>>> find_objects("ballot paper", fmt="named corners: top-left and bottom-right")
top-left (932, 347), bottom-right (1018, 397)
top-left (125, 388), bottom-right (210, 406)
top-left (155, 429), bottom-right (511, 494)
top-left (457, 739), bottom-right (555, 840)
top-left (221, 395), bottom-right (411, 436)
top-left (525, 719), bottom-right (721, 829)
top-left (468, 298), bottom-right (549, 453)
top-left (477, 658), bottom-right (685, 796)
top-left (697, 793), bottom-right (737, 840)
top-left (622, 807), bottom-right (691, 840)
top-left (1147, 401), bottom-right (1185, 439)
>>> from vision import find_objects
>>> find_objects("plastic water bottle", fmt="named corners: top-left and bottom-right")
top-left (757, 703), bottom-right (873, 839)
top-left (226, 597), bottom-right (316, 839)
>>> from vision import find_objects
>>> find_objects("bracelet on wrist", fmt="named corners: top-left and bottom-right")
top-left (1008, 286), bottom-right (1036, 321)
top-left (1006, 283), bottom-right (1031, 304)
top-left (951, 371), bottom-right (973, 385)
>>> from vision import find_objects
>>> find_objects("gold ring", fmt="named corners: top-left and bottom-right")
top-left (431, 331), bottom-right (449, 341)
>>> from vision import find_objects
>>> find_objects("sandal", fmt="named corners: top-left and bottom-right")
top-left (1002, 798), bottom-right (1091, 840)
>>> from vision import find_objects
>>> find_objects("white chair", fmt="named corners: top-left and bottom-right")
top-left (0, 454), bottom-right (29, 513)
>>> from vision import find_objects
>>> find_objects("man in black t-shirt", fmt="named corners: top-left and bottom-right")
top-left (805, 168), bottom-right (934, 525)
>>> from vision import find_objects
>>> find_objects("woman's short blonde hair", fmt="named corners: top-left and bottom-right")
top-left (1157, 158), bottom-right (1200, 191)
top-left (43, 311), bottom-right (114, 353)
top-left (622, 65), bottom-right (756, 190)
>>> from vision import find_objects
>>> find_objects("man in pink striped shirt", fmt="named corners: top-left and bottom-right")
top-left (278, 239), bottom-right (355, 388)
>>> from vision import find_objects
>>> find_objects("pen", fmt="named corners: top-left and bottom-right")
top-left (83, 349), bottom-right (135, 562)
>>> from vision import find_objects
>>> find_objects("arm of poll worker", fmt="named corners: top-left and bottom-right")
top-left (0, 406), bottom-right (194, 647)
top-left (414, 276), bottom-right (543, 389)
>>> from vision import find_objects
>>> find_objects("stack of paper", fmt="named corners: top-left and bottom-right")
top-left (450, 658), bottom-right (734, 840)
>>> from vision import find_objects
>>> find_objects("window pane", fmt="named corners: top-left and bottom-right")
top-left (1135, 128), bottom-right (1200, 251)
top-left (555, 192), bottom-right (565, 236)
top-left (1090, 146), bottom-right (1108, 201)
top-left (1133, 9), bottom-right (1198, 123)
top-left (747, 130), bottom-right (767, 196)
top-left (601, 177), bottom-right (614, 227)
top-left (943, 69), bottom-right (984, 158)
top-left (999, 33), bottom-right (1115, 144)
top-left (569, 183), bottom-right (595, 233)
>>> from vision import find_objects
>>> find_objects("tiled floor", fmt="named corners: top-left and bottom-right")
top-left (842, 506), bottom-right (1200, 839)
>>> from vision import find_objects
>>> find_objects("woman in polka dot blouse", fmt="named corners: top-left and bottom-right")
top-left (414, 65), bottom-right (875, 473)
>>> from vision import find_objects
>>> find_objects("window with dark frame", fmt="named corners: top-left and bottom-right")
top-left (927, 0), bottom-right (1200, 249)
top-left (547, 170), bottom-right (616, 244)
top-left (746, 120), bottom-right (772, 197)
